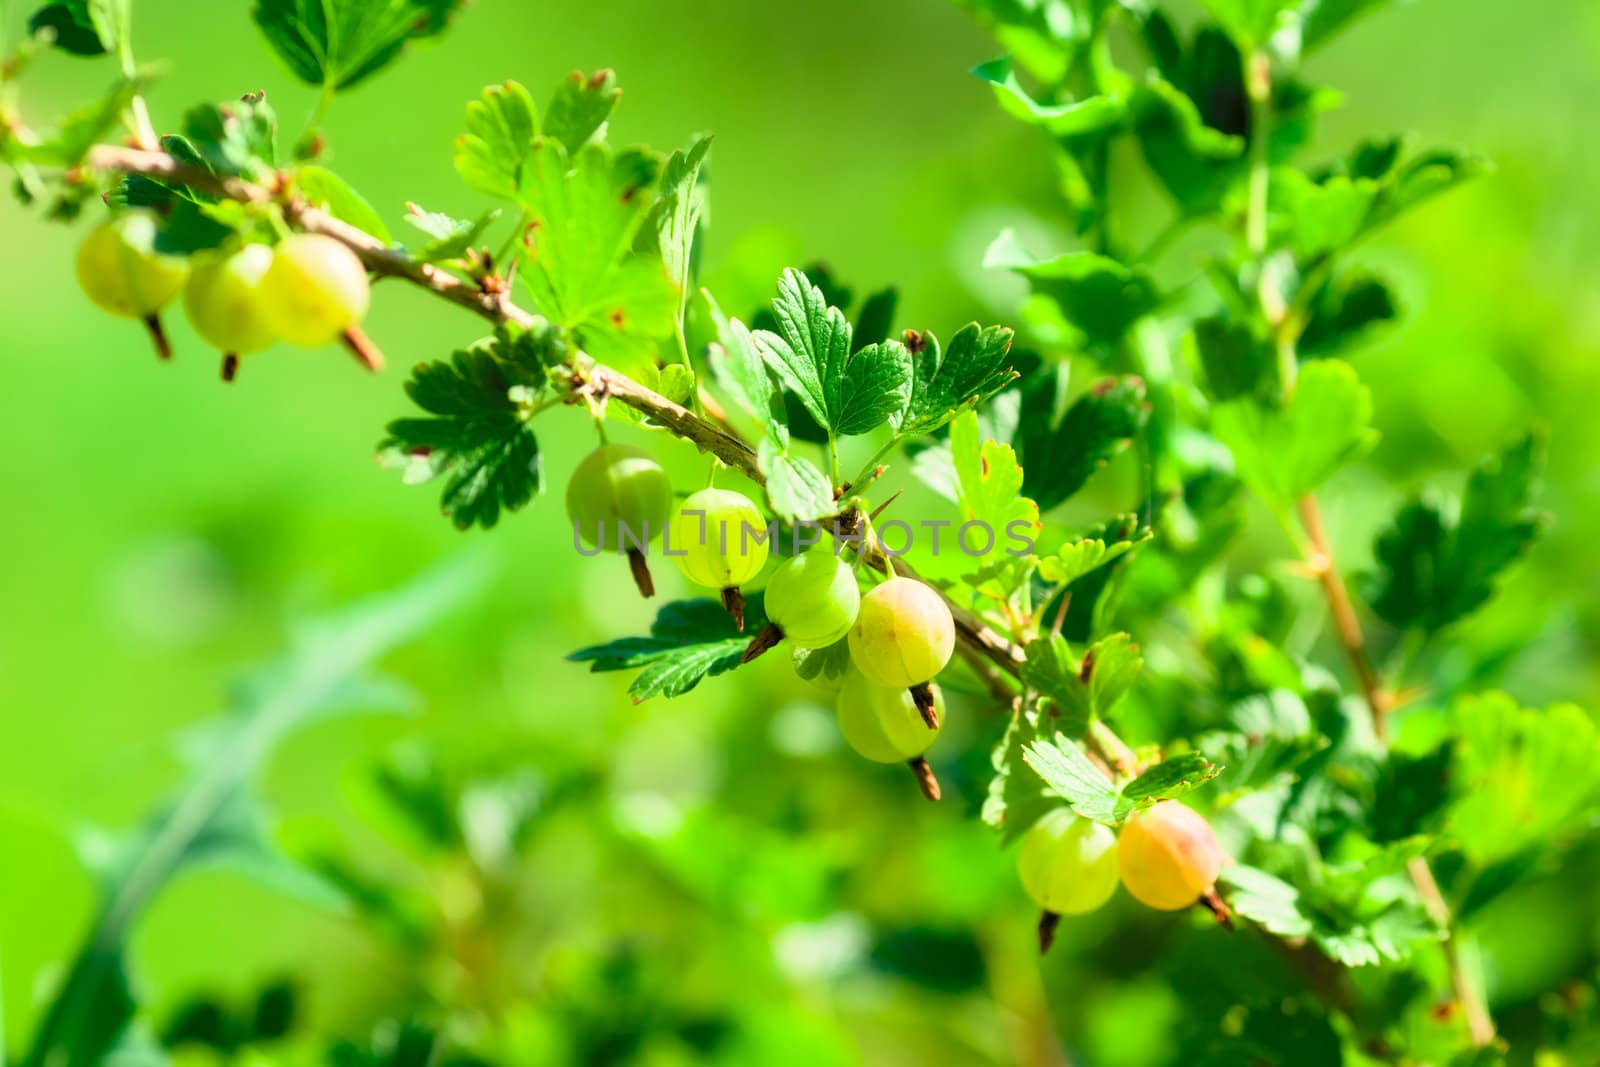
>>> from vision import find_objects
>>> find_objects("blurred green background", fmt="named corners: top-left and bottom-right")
top-left (1, 0), bottom-right (1597, 1062)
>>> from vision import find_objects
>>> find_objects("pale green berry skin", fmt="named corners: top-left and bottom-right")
top-left (847, 577), bottom-right (956, 689)
top-left (764, 548), bottom-right (860, 649)
top-left (257, 234), bottom-right (371, 346)
top-left (75, 212), bottom-right (188, 318)
top-left (836, 671), bottom-right (943, 763)
top-left (1017, 809), bottom-right (1120, 915)
top-left (668, 488), bottom-right (769, 589)
top-left (565, 444), bottom-right (674, 549)
top-left (183, 244), bottom-right (277, 355)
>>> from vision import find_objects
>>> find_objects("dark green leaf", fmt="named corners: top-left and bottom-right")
top-left (987, 232), bottom-right (1163, 349)
top-left (1020, 632), bottom-right (1141, 735)
top-left (894, 324), bottom-right (1018, 437)
top-left (640, 135), bottom-right (712, 303)
top-left (1132, 77), bottom-right (1245, 216)
top-left (182, 93), bottom-right (276, 179)
top-left (755, 268), bottom-right (912, 438)
top-left (29, 1), bottom-right (111, 55)
top-left (1302, 0), bottom-right (1393, 52)
top-left (852, 287), bottom-right (898, 352)
top-left (1020, 377), bottom-right (1149, 512)
top-left (568, 597), bottom-right (765, 701)
top-left (251, 0), bottom-right (465, 91)
top-left (1298, 271), bottom-right (1398, 358)
top-left (1121, 752), bottom-right (1221, 804)
top-left (1365, 433), bottom-right (1547, 632)
top-left (379, 334), bottom-right (552, 531)
top-left (1190, 316), bottom-right (1278, 402)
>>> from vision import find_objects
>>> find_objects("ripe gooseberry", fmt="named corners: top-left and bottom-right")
top-left (183, 244), bottom-right (277, 380)
top-left (1017, 809), bottom-right (1119, 916)
top-left (742, 547), bottom-right (860, 663)
top-left (256, 233), bottom-right (371, 347)
top-left (846, 576), bottom-right (955, 726)
top-left (75, 211), bottom-right (189, 357)
top-left (668, 487), bottom-right (769, 629)
top-left (1116, 801), bottom-right (1227, 911)
top-left (565, 444), bottom-right (675, 597)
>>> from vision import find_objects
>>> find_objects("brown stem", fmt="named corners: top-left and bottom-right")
top-left (908, 682), bottom-right (941, 729)
top-left (719, 586), bottom-right (746, 632)
top-left (220, 353), bottom-right (239, 382)
top-left (625, 548), bottom-right (655, 599)
top-left (1037, 910), bottom-right (1061, 955)
top-left (907, 756), bottom-right (941, 802)
top-left (340, 326), bottom-right (385, 372)
top-left (141, 313), bottom-right (171, 360)
top-left (740, 622), bottom-right (782, 664)
top-left (1409, 855), bottom-right (1495, 1046)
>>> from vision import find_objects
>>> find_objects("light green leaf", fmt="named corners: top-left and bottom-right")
top-left (1211, 359), bottom-right (1376, 508)
top-left (294, 165), bottom-right (391, 243)
top-left (950, 409), bottom-right (1040, 536)
top-left (543, 69), bottom-right (621, 154)
top-left (972, 56), bottom-right (1125, 139)
top-left (251, 0), bottom-right (464, 91)
top-left (453, 80), bottom-right (538, 200)
top-left (759, 438), bottom-right (835, 523)
top-left (1037, 529), bottom-right (1152, 588)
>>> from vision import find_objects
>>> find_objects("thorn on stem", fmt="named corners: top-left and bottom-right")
top-left (909, 682), bottom-right (940, 729)
top-left (741, 622), bottom-right (783, 663)
top-left (907, 756), bottom-right (941, 801)
top-left (868, 489), bottom-right (902, 521)
top-left (720, 586), bottom-right (746, 632)
top-left (626, 548), bottom-right (655, 598)
top-left (142, 314), bottom-right (171, 360)
top-left (341, 326), bottom-right (385, 372)
top-left (1038, 910), bottom-right (1061, 954)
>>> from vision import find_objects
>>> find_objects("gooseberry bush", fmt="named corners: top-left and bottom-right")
top-left (4, 0), bottom-right (1597, 1063)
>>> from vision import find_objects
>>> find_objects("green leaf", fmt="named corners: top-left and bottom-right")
top-left (294, 165), bottom-right (390, 243)
top-left (516, 142), bottom-right (675, 370)
top-left (1020, 632), bottom-right (1141, 736)
top-left (1019, 377), bottom-right (1150, 512)
top-left (1199, 0), bottom-right (1296, 48)
top-left (1037, 528), bottom-right (1152, 588)
top-left (30, 1), bottom-right (112, 56)
top-left (401, 204), bottom-right (497, 263)
top-left (1221, 864), bottom-right (1439, 967)
top-left (1302, 0), bottom-right (1393, 52)
top-left (982, 709), bottom-right (1056, 845)
top-left (972, 56), bottom-right (1125, 139)
top-left (543, 69), bottom-right (621, 155)
top-left (1365, 433), bottom-right (1548, 633)
top-left (1448, 692), bottom-right (1600, 867)
top-left (1132, 77), bottom-right (1245, 216)
top-left (706, 294), bottom-right (786, 440)
top-left (568, 597), bottom-right (764, 701)
top-left (1121, 753), bottom-right (1222, 804)
top-left (1021, 732), bottom-right (1120, 821)
top-left (793, 638), bottom-right (852, 683)
top-left (759, 437), bottom-right (834, 524)
top-left (1211, 359), bottom-right (1375, 508)
top-left (250, 0), bottom-right (465, 91)
top-left (894, 324), bottom-right (1018, 437)
top-left (1269, 168), bottom-right (1377, 258)
top-left (1190, 317), bottom-right (1278, 402)
top-left (453, 80), bottom-right (538, 200)
top-left (182, 93), bottom-right (277, 179)
top-left (379, 332), bottom-right (553, 531)
top-left (17, 76), bottom-right (142, 167)
top-left (23, 559), bottom-right (483, 1067)
top-left (640, 135), bottom-right (712, 299)
top-left (852, 287), bottom-right (898, 351)
top-left (986, 233), bottom-right (1162, 349)
top-left (755, 268), bottom-right (913, 438)
top-left (1298, 271), bottom-right (1398, 358)
top-left (950, 409), bottom-right (1039, 537)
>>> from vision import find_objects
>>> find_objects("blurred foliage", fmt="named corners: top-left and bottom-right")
top-left (1, 0), bottom-right (1598, 1065)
